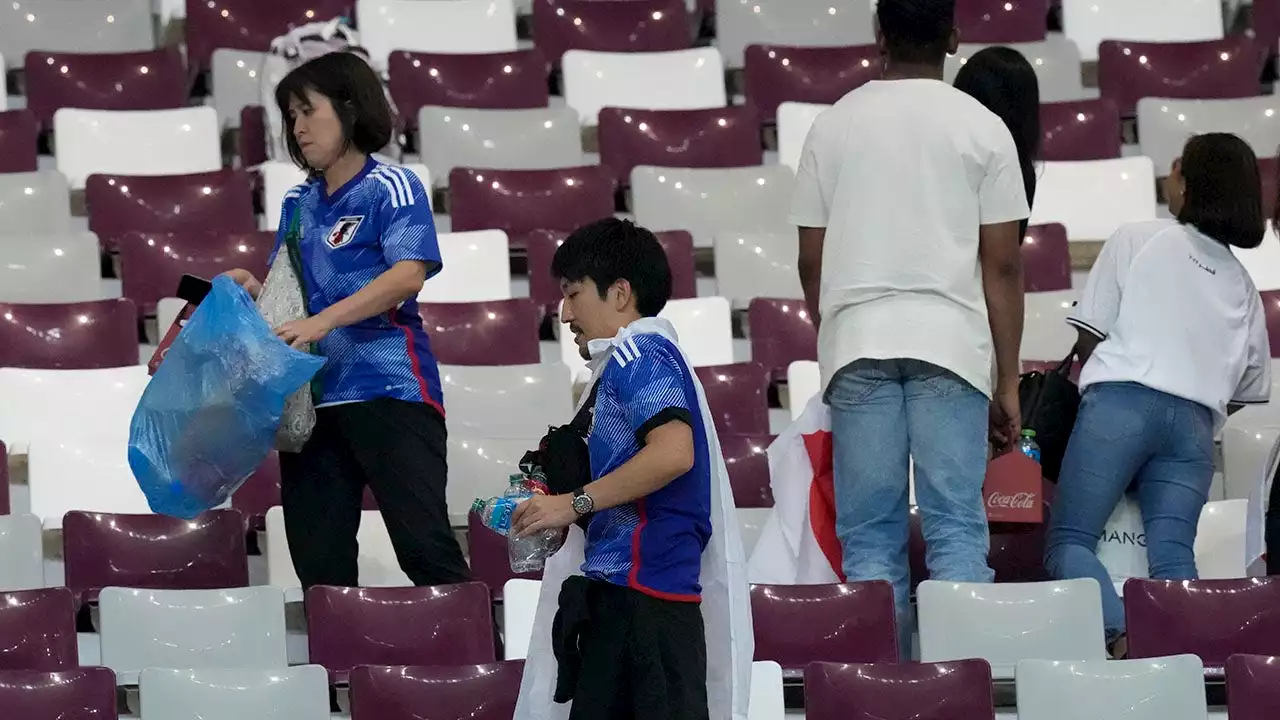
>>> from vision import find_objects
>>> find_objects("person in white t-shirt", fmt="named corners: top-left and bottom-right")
top-left (788, 0), bottom-right (1029, 651)
top-left (1045, 133), bottom-right (1271, 655)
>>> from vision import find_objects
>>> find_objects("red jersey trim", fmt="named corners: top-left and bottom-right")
top-left (387, 310), bottom-right (446, 418)
top-left (626, 498), bottom-right (702, 603)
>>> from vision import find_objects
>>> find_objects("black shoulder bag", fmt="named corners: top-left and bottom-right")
top-left (1018, 352), bottom-right (1081, 482)
top-left (521, 381), bottom-right (600, 530)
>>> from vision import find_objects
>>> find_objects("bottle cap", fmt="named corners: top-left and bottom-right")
top-left (1021, 429), bottom-right (1036, 438)
top-left (470, 498), bottom-right (485, 513)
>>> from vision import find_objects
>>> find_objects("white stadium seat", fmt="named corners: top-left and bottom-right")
top-left (0, 366), bottom-right (150, 456)
top-left (99, 586), bottom-right (288, 686)
top-left (28, 437), bottom-right (150, 528)
top-left (1137, 96), bottom-right (1280, 176)
top-left (417, 106), bottom-right (586, 184)
top-left (0, 171), bottom-right (72, 236)
top-left (502, 578), bottom-right (541, 660)
top-left (417, 230), bottom-right (512, 304)
top-left (716, 0), bottom-right (875, 69)
top-left (265, 507), bottom-right (410, 598)
top-left (1015, 655), bottom-right (1207, 720)
top-left (748, 661), bottom-right (785, 720)
top-left (447, 435), bottom-right (543, 524)
top-left (1236, 223), bottom-right (1280, 291)
top-left (1030, 158), bottom-right (1158, 242)
top-left (0, 514), bottom-right (45, 592)
top-left (140, 665), bottom-right (330, 720)
top-left (1062, 0), bottom-right (1224, 62)
top-left (211, 49), bottom-right (268, 130)
top-left (713, 231), bottom-right (804, 306)
top-left (787, 360), bottom-right (821, 418)
top-left (776, 102), bottom-right (828, 174)
top-left (357, 0), bottom-right (519, 69)
top-left (562, 48), bottom-right (728, 126)
top-left (0, 233), bottom-right (103, 304)
top-left (946, 37), bottom-right (1090, 103)
top-left (440, 363), bottom-right (573, 438)
top-left (54, 107), bottom-right (222, 189)
top-left (1022, 289), bottom-right (1082, 361)
top-left (0, 0), bottom-right (154, 56)
top-left (631, 165), bottom-right (795, 248)
top-left (917, 579), bottom-right (1108, 679)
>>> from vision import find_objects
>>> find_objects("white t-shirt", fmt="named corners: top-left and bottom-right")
top-left (1069, 219), bottom-right (1271, 428)
top-left (789, 79), bottom-right (1029, 398)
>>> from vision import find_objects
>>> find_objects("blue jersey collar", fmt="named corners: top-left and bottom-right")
top-left (320, 155), bottom-right (377, 206)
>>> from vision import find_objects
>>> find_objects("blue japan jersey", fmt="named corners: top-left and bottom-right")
top-left (580, 333), bottom-right (713, 602)
top-left (272, 157), bottom-right (445, 412)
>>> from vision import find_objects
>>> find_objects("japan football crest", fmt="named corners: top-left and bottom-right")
top-left (325, 215), bottom-right (364, 249)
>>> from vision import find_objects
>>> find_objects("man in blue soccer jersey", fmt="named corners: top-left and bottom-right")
top-left (511, 219), bottom-right (752, 720)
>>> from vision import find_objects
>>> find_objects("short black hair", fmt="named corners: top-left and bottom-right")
top-left (551, 218), bottom-right (672, 318)
top-left (1178, 133), bottom-right (1265, 249)
top-left (954, 46), bottom-right (1041, 239)
top-left (877, 0), bottom-right (957, 66)
top-left (274, 52), bottom-right (393, 171)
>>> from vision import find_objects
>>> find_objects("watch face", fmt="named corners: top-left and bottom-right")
top-left (572, 493), bottom-right (593, 515)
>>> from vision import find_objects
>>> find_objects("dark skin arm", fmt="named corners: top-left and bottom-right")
top-left (979, 220), bottom-right (1026, 450)
top-left (1073, 329), bottom-right (1102, 366)
top-left (798, 226), bottom-right (825, 332)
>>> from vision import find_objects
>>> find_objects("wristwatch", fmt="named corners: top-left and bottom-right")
top-left (571, 488), bottom-right (595, 516)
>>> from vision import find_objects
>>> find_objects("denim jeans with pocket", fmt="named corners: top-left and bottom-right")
top-left (1044, 382), bottom-right (1214, 639)
top-left (827, 358), bottom-right (995, 656)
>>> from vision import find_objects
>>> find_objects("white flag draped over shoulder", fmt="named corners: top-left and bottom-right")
top-left (747, 395), bottom-right (845, 585)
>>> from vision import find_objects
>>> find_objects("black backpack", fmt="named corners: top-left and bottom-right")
top-left (520, 382), bottom-right (599, 531)
top-left (1018, 353), bottom-right (1081, 482)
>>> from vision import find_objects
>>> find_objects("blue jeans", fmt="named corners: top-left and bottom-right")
top-left (1044, 382), bottom-right (1214, 639)
top-left (827, 359), bottom-right (994, 656)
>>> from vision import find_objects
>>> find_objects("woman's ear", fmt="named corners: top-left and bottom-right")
top-left (1164, 157), bottom-right (1186, 215)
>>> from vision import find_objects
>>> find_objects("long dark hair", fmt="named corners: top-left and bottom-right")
top-left (954, 46), bottom-right (1041, 239)
top-left (1179, 133), bottom-right (1265, 249)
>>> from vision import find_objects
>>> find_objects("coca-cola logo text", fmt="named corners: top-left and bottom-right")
top-left (987, 492), bottom-right (1036, 509)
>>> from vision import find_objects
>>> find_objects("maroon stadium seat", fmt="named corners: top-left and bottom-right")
top-left (466, 511), bottom-right (540, 603)
top-left (448, 166), bottom-right (616, 240)
top-left (1098, 37), bottom-right (1265, 115)
top-left (1261, 290), bottom-right (1280, 357)
top-left (349, 661), bottom-right (523, 720)
top-left (1125, 578), bottom-right (1280, 668)
top-left (1260, 156), bottom-right (1277, 224)
top-left (1040, 98), bottom-right (1122, 162)
top-left (1022, 223), bottom-right (1072, 293)
top-left (418, 299), bottom-right (542, 366)
top-left (0, 668), bottom-right (117, 718)
top-left (306, 584), bottom-right (496, 683)
top-left (721, 434), bottom-right (773, 509)
top-left (86, 169), bottom-right (257, 252)
top-left (62, 510), bottom-right (249, 605)
top-left (525, 229), bottom-right (697, 311)
top-left (24, 48), bottom-right (188, 128)
top-left (0, 111), bottom-right (39, 173)
top-left (807, 660), bottom-right (995, 720)
top-left (0, 299), bottom-right (139, 370)
top-left (747, 298), bottom-right (816, 382)
top-left (231, 452), bottom-right (282, 533)
top-left (532, 0), bottom-right (690, 64)
top-left (239, 105), bottom-right (269, 168)
top-left (744, 44), bottom-right (882, 122)
top-left (597, 106), bottom-right (763, 184)
top-left (1226, 653), bottom-right (1280, 720)
top-left (0, 589), bottom-right (77, 671)
top-left (909, 506), bottom-right (1050, 591)
top-left (388, 49), bottom-right (549, 132)
top-left (184, 0), bottom-right (355, 71)
top-left (118, 230), bottom-right (273, 317)
top-left (696, 362), bottom-right (771, 437)
top-left (954, 0), bottom-right (1048, 43)
top-left (751, 582), bottom-right (898, 672)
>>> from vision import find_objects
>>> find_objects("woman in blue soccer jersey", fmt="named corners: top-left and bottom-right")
top-left (225, 52), bottom-right (468, 588)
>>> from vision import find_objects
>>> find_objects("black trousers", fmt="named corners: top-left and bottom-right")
top-left (560, 579), bottom-right (709, 720)
top-left (278, 398), bottom-right (470, 588)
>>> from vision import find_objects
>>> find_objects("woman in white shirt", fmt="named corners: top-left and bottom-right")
top-left (1044, 133), bottom-right (1272, 656)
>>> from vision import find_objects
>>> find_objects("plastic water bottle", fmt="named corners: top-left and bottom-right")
top-left (470, 495), bottom-right (564, 573)
top-left (1019, 429), bottom-right (1042, 464)
top-left (502, 474), bottom-right (528, 498)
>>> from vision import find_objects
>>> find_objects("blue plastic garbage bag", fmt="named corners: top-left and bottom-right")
top-left (128, 276), bottom-right (325, 518)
